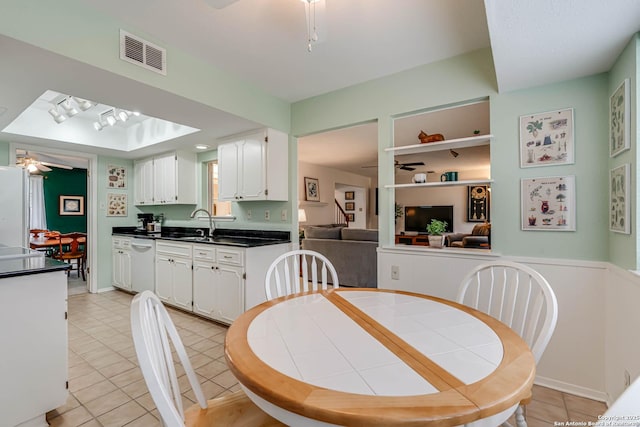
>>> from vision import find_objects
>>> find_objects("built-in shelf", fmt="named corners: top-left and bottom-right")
top-left (385, 134), bottom-right (493, 156)
top-left (385, 179), bottom-right (493, 189)
top-left (299, 201), bottom-right (329, 207)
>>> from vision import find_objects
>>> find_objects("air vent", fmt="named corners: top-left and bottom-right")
top-left (119, 30), bottom-right (166, 75)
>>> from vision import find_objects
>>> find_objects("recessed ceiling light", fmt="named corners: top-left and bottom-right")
top-left (195, 144), bottom-right (210, 150)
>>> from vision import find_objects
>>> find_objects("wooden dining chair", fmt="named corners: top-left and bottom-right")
top-left (265, 249), bottom-right (339, 300)
top-left (457, 261), bottom-right (558, 427)
top-left (130, 291), bottom-right (284, 427)
top-left (53, 232), bottom-right (86, 280)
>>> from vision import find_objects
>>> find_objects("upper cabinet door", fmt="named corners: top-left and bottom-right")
top-left (218, 141), bottom-right (240, 201)
top-left (238, 135), bottom-right (267, 200)
top-left (134, 158), bottom-right (154, 205)
top-left (154, 153), bottom-right (177, 203)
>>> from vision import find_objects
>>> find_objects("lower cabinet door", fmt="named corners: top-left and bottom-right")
top-left (171, 257), bottom-right (193, 311)
top-left (155, 255), bottom-right (173, 304)
top-left (216, 264), bottom-right (244, 324)
top-left (193, 261), bottom-right (217, 319)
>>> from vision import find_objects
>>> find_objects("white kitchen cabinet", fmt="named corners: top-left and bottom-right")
top-left (133, 157), bottom-right (154, 205)
top-left (155, 239), bottom-right (290, 324)
top-left (192, 244), bottom-right (244, 324)
top-left (1, 270), bottom-right (68, 427)
top-left (218, 128), bottom-right (288, 201)
top-left (155, 242), bottom-right (193, 310)
top-left (112, 237), bottom-right (132, 291)
top-left (134, 151), bottom-right (197, 205)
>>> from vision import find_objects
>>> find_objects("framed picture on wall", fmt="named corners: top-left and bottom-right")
top-left (610, 163), bottom-right (630, 234)
top-left (345, 202), bottom-right (355, 211)
top-left (59, 195), bottom-right (85, 216)
top-left (519, 108), bottom-right (574, 168)
top-left (345, 191), bottom-right (355, 200)
top-left (346, 213), bottom-right (355, 222)
top-left (304, 177), bottom-right (320, 201)
top-left (467, 185), bottom-right (489, 222)
top-left (521, 176), bottom-right (575, 231)
top-left (107, 165), bottom-right (127, 188)
top-left (610, 79), bottom-right (630, 157)
top-left (106, 193), bottom-right (127, 217)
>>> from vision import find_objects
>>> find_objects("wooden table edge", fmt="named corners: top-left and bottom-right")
top-left (225, 288), bottom-right (535, 426)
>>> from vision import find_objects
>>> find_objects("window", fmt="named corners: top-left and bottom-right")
top-left (207, 161), bottom-right (231, 216)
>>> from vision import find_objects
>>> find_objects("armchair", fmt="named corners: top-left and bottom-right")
top-left (447, 223), bottom-right (491, 249)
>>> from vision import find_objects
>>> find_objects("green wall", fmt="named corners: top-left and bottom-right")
top-left (43, 168), bottom-right (87, 233)
top-left (608, 35), bottom-right (638, 269)
top-left (291, 47), bottom-right (623, 263)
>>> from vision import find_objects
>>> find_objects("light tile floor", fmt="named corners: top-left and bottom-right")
top-left (47, 289), bottom-right (608, 426)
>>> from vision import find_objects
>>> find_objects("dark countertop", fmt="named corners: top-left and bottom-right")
top-left (112, 227), bottom-right (290, 248)
top-left (0, 256), bottom-right (70, 279)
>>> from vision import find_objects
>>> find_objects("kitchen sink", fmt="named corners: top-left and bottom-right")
top-left (176, 236), bottom-right (212, 242)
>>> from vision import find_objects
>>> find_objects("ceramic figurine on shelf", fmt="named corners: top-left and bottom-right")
top-left (418, 130), bottom-right (445, 144)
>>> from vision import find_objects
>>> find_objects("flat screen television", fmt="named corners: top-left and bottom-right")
top-left (404, 205), bottom-right (454, 234)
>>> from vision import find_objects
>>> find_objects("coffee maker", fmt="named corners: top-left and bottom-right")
top-left (137, 213), bottom-right (154, 232)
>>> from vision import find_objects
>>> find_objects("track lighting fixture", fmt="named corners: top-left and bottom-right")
top-left (48, 106), bottom-right (66, 124)
top-left (47, 95), bottom-right (95, 124)
top-left (449, 149), bottom-right (459, 158)
top-left (93, 108), bottom-right (139, 131)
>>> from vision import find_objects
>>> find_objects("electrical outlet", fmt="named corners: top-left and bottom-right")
top-left (247, 210), bottom-right (252, 220)
top-left (391, 265), bottom-right (400, 280)
top-left (281, 209), bottom-right (287, 221)
top-left (264, 210), bottom-right (270, 220)
top-left (625, 369), bottom-right (631, 388)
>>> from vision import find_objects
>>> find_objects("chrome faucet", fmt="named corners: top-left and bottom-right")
top-left (190, 208), bottom-right (215, 237)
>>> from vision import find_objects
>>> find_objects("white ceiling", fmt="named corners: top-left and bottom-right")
top-left (0, 0), bottom-right (638, 167)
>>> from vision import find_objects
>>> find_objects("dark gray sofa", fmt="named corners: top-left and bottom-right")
top-left (301, 226), bottom-right (378, 288)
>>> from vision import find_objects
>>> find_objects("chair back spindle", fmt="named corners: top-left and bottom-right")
top-left (457, 261), bottom-right (558, 363)
top-left (265, 250), bottom-right (339, 300)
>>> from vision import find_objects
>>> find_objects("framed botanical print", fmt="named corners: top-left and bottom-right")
top-left (106, 193), bottom-right (127, 217)
top-left (344, 191), bottom-right (355, 200)
top-left (107, 165), bottom-right (127, 188)
top-left (610, 79), bottom-right (630, 157)
top-left (346, 213), bottom-right (355, 222)
top-left (345, 202), bottom-right (355, 211)
top-left (610, 163), bottom-right (630, 234)
top-left (521, 176), bottom-right (575, 231)
top-left (519, 108), bottom-right (574, 168)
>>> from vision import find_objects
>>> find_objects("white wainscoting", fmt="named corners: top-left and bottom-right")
top-left (377, 246), bottom-right (634, 404)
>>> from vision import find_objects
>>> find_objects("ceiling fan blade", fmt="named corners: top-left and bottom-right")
top-left (400, 162), bottom-right (425, 166)
top-left (400, 166), bottom-right (415, 171)
top-left (361, 165), bottom-right (378, 168)
top-left (40, 161), bottom-right (72, 170)
top-left (35, 163), bottom-right (52, 172)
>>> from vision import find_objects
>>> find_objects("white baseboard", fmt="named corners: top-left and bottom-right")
top-left (536, 375), bottom-right (609, 403)
top-left (96, 286), bottom-right (116, 293)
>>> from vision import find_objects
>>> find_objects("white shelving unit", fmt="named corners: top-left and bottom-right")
top-left (385, 134), bottom-right (493, 189)
top-left (386, 178), bottom-right (493, 189)
top-left (385, 134), bottom-right (492, 155)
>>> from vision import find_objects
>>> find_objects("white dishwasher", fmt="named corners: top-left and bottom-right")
top-left (130, 238), bottom-right (155, 293)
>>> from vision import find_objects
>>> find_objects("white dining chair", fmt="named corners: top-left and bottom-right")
top-left (130, 290), bottom-right (283, 427)
top-left (265, 249), bottom-right (339, 300)
top-left (457, 261), bottom-right (558, 427)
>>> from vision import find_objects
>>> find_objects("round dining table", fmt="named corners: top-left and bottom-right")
top-left (225, 288), bottom-right (535, 427)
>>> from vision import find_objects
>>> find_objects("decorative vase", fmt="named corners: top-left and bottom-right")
top-left (428, 235), bottom-right (444, 248)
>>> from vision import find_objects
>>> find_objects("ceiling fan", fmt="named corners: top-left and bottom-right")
top-left (16, 152), bottom-right (73, 173)
top-left (362, 160), bottom-right (426, 171)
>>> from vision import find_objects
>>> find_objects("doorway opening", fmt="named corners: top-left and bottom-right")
top-left (10, 143), bottom-right (97, 294)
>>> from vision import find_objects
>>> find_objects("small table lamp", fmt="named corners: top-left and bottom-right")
top-left (298, 208), bottom-right (307, 243)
